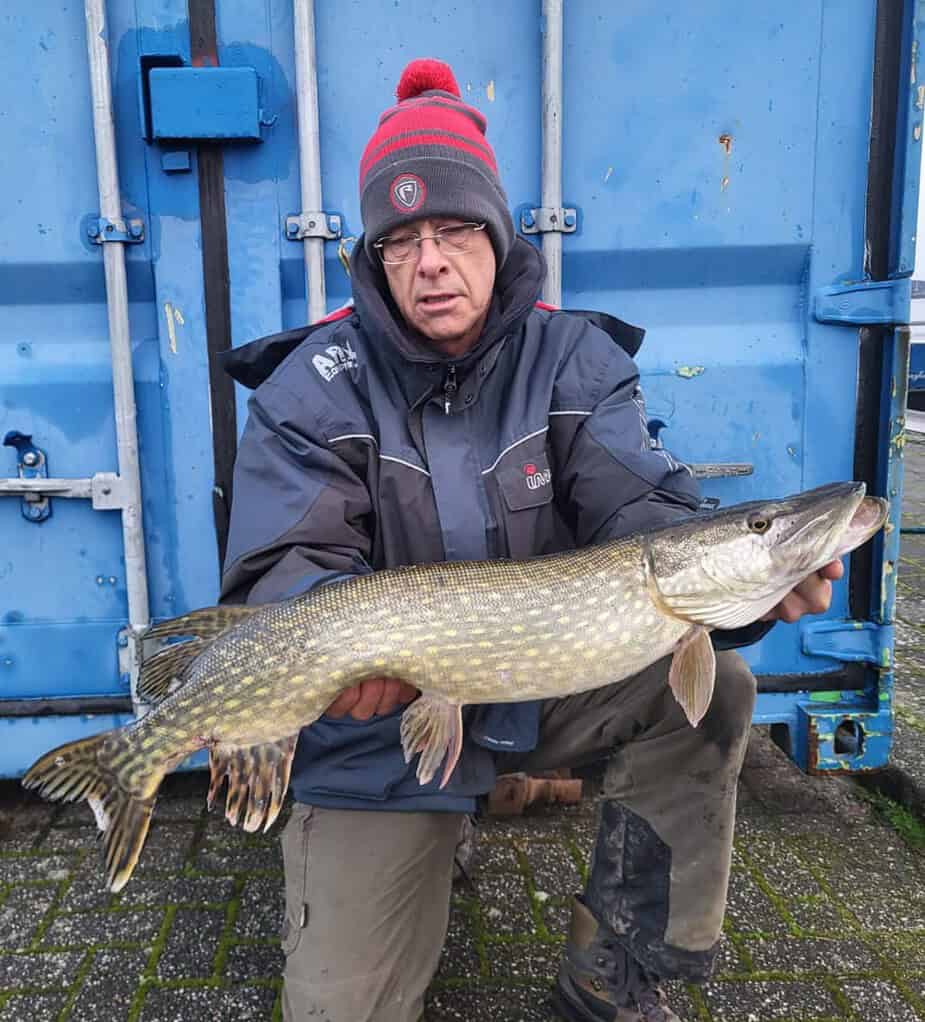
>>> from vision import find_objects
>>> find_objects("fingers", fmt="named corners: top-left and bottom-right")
top-left (325, 678), bottom-right (421, 720)
top-left (325, 685), bottom-right (362, 718)
top-left (349, 677), bottom-right (385, 720)
top-left (766, 566), bottom-right (838, 624)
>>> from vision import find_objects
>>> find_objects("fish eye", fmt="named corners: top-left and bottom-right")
top-left (748, 514), bottom-right (771, 534)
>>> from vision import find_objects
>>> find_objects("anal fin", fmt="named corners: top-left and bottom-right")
top-left (668, 625), bottom-right (716, 728)
top-left (400, 693), bottom-right (464, 789)
top-left (208, 736), bottom-right (298, 833)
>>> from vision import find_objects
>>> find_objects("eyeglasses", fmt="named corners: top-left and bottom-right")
top-left (373, 222), bottom-right (487, 265)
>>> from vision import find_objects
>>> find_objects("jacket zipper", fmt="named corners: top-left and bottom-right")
top-left (443, 364), bottom-right (458, 415)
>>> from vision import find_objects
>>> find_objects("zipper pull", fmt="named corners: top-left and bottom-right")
top-left (443, 364), bottom-right (458, 415)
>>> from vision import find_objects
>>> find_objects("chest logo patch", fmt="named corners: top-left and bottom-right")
top-left (312, 340), bottom-right (358, 382)
top-left (523, 461), bottom-right (552, 491)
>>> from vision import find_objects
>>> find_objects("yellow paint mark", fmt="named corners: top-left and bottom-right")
top-left (164, 302), bottom-right (178, 354)
top-left (676, 366), bottom-right (705, 379)
top-left (486, 79), bottom-right (495, 102)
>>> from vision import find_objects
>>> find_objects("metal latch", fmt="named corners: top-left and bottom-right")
top-left (86, 216), bottom-right (145, 245)
top-left (814, 278), bottom-right (911, 326)
top-left (520, 207), bottom-right (577, 234)
top-left (801, 619), bottom-right (891, 668)
top-left (2, 432), bottom-right (50, 522)
top-left (285, 212), bottom-right (342, 241)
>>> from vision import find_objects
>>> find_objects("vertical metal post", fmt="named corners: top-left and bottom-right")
top-left (541, 0), bottom-right (564, 306)
top-left (84, 0), bottom-right (150, 641)
top-left (294, 0), bottom-right (328, 322)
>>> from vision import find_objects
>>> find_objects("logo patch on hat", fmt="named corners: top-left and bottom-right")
top-left (390, 173), bottom-right (426, 213)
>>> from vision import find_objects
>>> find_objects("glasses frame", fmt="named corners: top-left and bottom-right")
top-left (373, 222), bottom-right (488, 265)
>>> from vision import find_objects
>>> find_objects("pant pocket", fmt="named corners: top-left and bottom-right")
top-left (280, 805), bottom-right (313, 957)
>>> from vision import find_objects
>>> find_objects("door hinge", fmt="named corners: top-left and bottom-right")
top-left (813, 278), bottom-right (911, 325)
top-left (520, 207), bottom-right (577, 234)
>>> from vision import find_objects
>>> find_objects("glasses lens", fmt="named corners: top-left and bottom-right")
top-left (437, 225), bottom-right (475, 253)
top-left (381, 237), bottom-right (414, 263)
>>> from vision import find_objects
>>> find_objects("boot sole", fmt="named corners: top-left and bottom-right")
top-left (549, 986), bottom-right (610, 1022)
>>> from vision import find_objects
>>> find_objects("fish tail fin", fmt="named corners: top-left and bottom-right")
top-left (23, 732), bottom-right (165, 892)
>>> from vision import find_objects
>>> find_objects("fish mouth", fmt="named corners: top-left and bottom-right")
top-left (832, 495), bottom-right (889, 558)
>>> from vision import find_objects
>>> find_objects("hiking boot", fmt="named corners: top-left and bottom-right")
top-left (551, 897), bottom-right (682, 1021)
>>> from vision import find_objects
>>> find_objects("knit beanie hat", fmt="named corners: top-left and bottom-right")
top-left (360, 58), bottom-right (515, 266)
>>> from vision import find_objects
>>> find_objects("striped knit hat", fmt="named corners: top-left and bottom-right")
top-left (360, 58), bottom-right (514, 266)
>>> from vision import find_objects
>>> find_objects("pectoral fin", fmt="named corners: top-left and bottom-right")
top-left (668, 626), bottom-right (716, 728)
top-left (400, 694), bottom-right (464, 789)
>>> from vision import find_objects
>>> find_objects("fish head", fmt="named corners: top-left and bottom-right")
top-left (644, 482), bottom-right (889, 630)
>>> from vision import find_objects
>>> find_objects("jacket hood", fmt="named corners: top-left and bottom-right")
top-left (349, 234), bottom-right (547, 366)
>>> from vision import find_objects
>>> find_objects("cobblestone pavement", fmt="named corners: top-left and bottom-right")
top-left (0, 444), bottom-right (924, 1022)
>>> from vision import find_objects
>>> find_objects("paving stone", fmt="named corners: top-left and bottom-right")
top-left (437, 904), bottom-right (481, 981)
top-left (131, 824), bottom-right (198, 877)
top-left (69, 948), bottom-right (149, 1020)
top-left (194, 829), bottom-right (283, 875)
top-left (39, 907), bottom-right (162, 949)
top-left (725, 872), bottom-right (790, 937)
top-left (874, 937), bottom-right (925, 974)
top-left (477, 873), bottom-right (538, 938)
top-left (234, 877), bottom-right (283, 941)
top-left (747, 937), bottom-right (878, 974)
top-left (485, 938), bottom-right (562, 983)
top-left (541, 897), bottom-right (572, 938)
top-left (0, 949), bottom-right (84, 989)
top-left (0, 854), bottom-right (76, 885)
top-left (57, 858), bottom-right (114, 912)
top-left (518, 838), bottom-right (582, 894)
top-left (426, 983), bottom-right (552, 1021)
top-left (471, 839), bottom-right (520, 875)
top-left (703, 979), bottom-right (839, 1020)
top-left (736, 834), bottom-right (825, 900)
top-left (224, 942), bottom-right (284, 983)
top-left (139, 982), bottom-right (277, 1020)
top-left (0, 992), bottom-right (68, 1021)
top-left (157, 907), bottom-right (225, 980)
top-left (113, 874), bottom-right (235, 909)
top-left (786, 896), bottom-right (852, 936)
top-left (0, 887), bottom-right (56, 948)
top-left (842, 980), bottom-right (924, 1020)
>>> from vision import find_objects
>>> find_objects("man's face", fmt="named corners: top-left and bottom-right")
top-left (379, 218), bottom-right (496, 359)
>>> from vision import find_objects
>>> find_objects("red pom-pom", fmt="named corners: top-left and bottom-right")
top-left (396, 59), bottom-right (461, 101)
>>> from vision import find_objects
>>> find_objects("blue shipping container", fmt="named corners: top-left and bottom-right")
top-left (0, 0), bottom-right (922, 776)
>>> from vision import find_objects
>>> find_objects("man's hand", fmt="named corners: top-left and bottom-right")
top-left (761, 560), bottom-right (844, 624)
top-left (324, 678), bottom-right (419, 720)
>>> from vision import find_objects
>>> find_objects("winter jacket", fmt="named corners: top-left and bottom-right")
top-left (219, 237), bottom-right (768, 812)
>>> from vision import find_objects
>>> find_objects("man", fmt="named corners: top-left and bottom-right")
top-left (221, 58), bottom-right (841, 1022)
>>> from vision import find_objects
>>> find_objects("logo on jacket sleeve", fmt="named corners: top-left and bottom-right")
top-left (312, 340), bottom-right (358, 382)
top-left (523, 461), bottom-right (552, 491)
top-left (390, 173), bottom-right (426, 213)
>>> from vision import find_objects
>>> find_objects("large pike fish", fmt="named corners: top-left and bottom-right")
top-left (24, 482), bottom-right (887, 890)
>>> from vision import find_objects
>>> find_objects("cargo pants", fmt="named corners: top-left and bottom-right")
top-left (279, 651), bottom-right (757, 1022)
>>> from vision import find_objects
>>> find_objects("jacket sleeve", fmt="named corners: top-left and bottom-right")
top-left (552, 322), bottom-right (701, 546)
top-left (220, 378), bottom-right (373, 606)
top-left (551, 319), bottom-right (772, 651)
